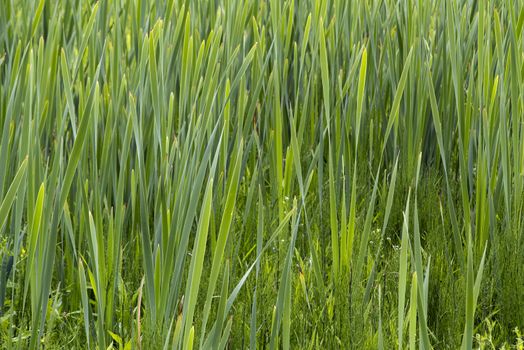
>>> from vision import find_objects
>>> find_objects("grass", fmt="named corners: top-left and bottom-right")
top-left (1, 0), bottom-right (524, 349)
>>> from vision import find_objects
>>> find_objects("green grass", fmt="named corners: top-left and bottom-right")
top-left (1, 0), bottom-right (524, 349)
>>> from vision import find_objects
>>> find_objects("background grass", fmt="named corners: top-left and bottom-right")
top-left (1, 0), bottom-right (524, 349)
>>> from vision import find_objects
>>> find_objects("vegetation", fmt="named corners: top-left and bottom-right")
top-left (1, 0), bottom-right (523, 348)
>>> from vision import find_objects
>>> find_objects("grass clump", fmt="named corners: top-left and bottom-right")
top-left (1, 0), bottom-right (523, 349)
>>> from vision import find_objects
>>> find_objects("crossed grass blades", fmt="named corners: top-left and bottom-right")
top-left (1, 0), bottom-right (524, 349)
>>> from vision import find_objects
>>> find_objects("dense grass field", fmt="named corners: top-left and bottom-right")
top-left (1, 0), bottom-right (524, 348)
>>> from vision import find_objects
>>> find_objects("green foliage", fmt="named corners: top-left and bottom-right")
top-left (0, 0), bottom-right (523, 349)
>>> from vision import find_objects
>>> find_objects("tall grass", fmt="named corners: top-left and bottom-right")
top-left (0, 0), bottom-right (523, 348)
